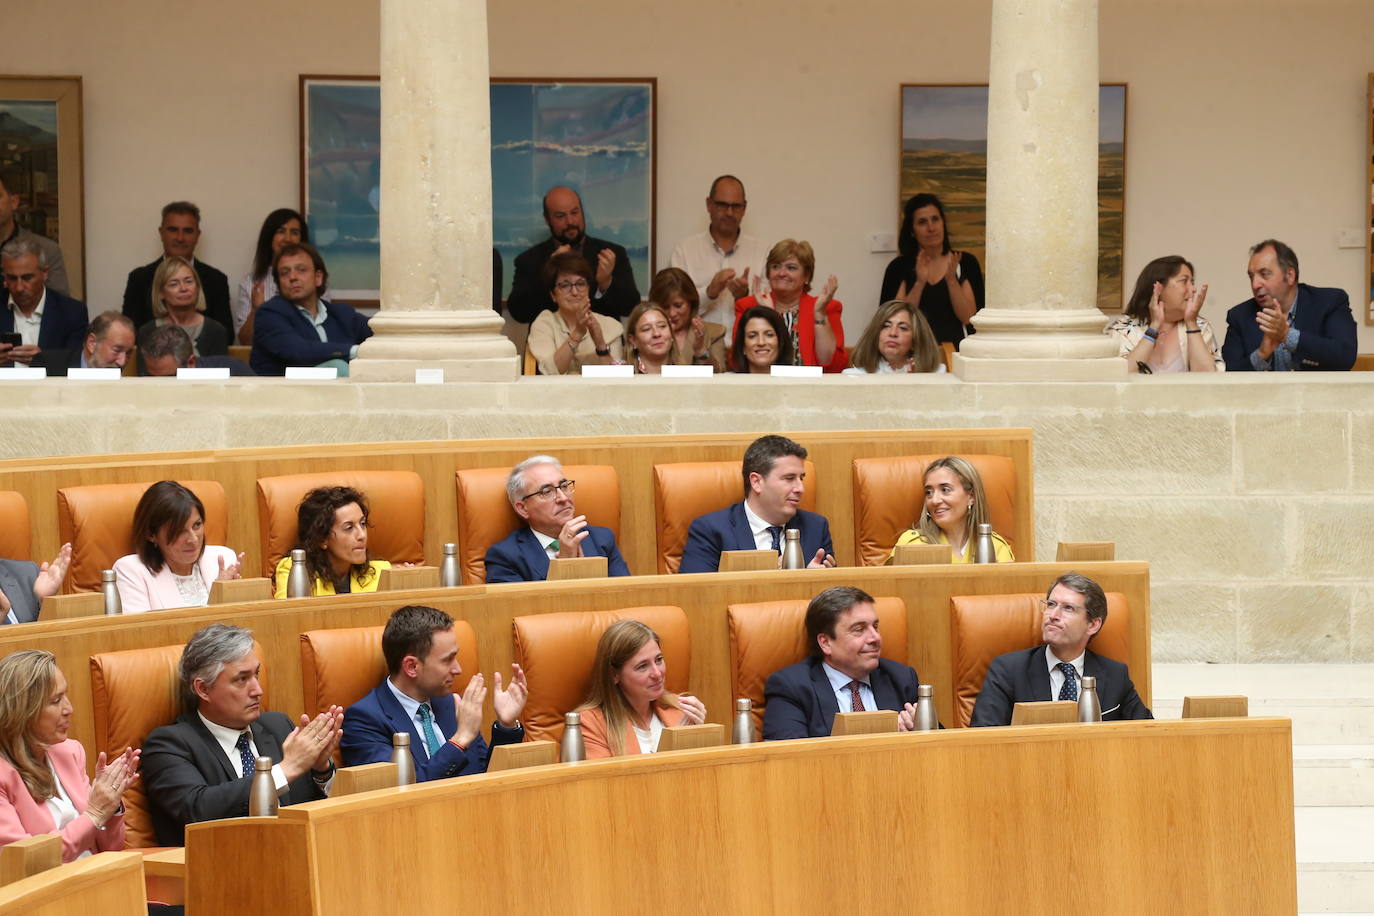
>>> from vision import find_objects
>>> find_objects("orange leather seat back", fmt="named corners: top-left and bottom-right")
top-left (454, 464), bottom-right (621, 585)
top-left (652, 459), bottom-right (818, 574)
top-left (300, 620), bottom-right (479, 717)
top-left (58, 481), bottom-right (229, 593)
top-left (256, 471), bottom-right (425, 577)
top-left (949, 591), bottom-right (1131, 728)
top-left (0, 491), bottom-right (30, 561)
top-left (852, 454), bottom-right (1018, 567)
top-left (727, 597), bottom-right (907, 735)
top-left (89, 639), bottom-right (267, 847)
top-left (512, 606), bottom-right (689, 744)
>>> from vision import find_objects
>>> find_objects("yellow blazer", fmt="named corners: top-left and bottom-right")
top-left (578, 702), bottom-right (687, 759)
top-left (888, 528), bottom-right (1015, 564)
top-left (272, 556), bottom-right (390, 598)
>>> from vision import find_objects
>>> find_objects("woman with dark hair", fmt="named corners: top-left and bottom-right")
top-left (113, 481), bottom-right (242, 613)
top-left (235, 208), bottom-right (310, 344)
top-left (730, 305), bottom-right (793, 373)
top-left (732, 238), bottom-right (846, 372)
top-left (272, 486), bottom-right (390, 597)
top-left (879, 193), bottom-right (984, 348)
top-left (525, 251), bottom-right (625, 375)
top-left (888, 457), bottom-right (1014, 564)
top-left (648, 267), bottom-right (725, 370)
top-left (844, 300), bottom-right (945, 374)
top-left (574, 620), bottom-right (705, 758)
top-left (1107, 255), bottom-right (1222, 372)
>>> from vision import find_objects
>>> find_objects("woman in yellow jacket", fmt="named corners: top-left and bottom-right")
top-left (273, 486), bottom-right (390, 597)
top-left (889, 456), bottom-right (1015, 564)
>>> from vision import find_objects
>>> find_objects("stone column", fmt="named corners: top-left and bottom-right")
top-left (349, 0), bottom-right (518, 381)
top-left (953, 0), bottom-right (1124, 381)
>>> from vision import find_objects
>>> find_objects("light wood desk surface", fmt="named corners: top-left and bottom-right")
top-left (0, 852), bottom-right (145, 916)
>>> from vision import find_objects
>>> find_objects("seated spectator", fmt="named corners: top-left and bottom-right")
top-left (843, 299), bottom-right (945, 374)
top-left (236, 208), bottom-right (308, 345)
top-left (139, 324), bottom-right (255, 377)
top-left (730, 306), bottom-right (792, 373)
top-left (680, 434), bottom-right (835, 573)
top-left (0, 237), bottom-right (86, 368)
top-left (0, 543), bottom-right (70, 625)
top-left (32, 311), bottom-right (134, 376)
top-left (732, 239), bottom-right (845, 373)
top-left (1107, 256), bottom-right (1222, 373)
top-left (249, 242), bottom-right (371, 376)
top-left (888, 457), bottom-right (1014, 564)
top-left (142, 625), bottom-right (339, 845)
top-left (525, 252), bottom-right (624, 375)
top-left (273, 486), bottom-right (390, 597)
top-left (121, 201), bottom-right (233, 333)
top-left (575, 619), bottom-right (705, 758)
top-left (625, 302), bottom-right (674, 374)
top-left (485, 456), bottom-right (630, 583)
top-left (649, 267), bottom-right (725, 371)
top-left (762, 586), bottom-right (922, 739)
top-left (0, 650), bottom-right (138, 861)
top-left (112, 481), bottom-right (243, 613)
top-left (0, 169), bottom-right (68, 295)
top-left (879, 193), bottom-right (984, 349)
top-left (341, 604), bottom-right (526, 779)
top-left (970, 573), bottom-right (1153, 726)
top-left (137, 256), bottom-right (229, 360)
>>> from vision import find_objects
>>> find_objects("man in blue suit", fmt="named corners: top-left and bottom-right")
top-left (0, 237), bottom-right (88, 367)
top-left (484, 455), bottom-right (632, 583)
top-left (762, 586), bottom-right (922, 739)
top-left (680, 434), bottom-right (835, 574)
top-left (1221, 239), bottom-right (1356, 371)
top-left (341, 605), bottom-right (527, 781)
top-left (249, 242), bottom-right (371, 376)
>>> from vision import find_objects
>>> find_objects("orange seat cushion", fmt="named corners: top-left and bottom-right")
top-left (300, 620), bottom-right (479, 716)
top-left (0, 491), bottom-right (30, 561)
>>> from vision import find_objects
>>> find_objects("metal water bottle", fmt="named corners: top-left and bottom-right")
top-left (286, 548), bottom-right (311, 598)
top-left (1078, 675), bottom-right (1102, 722)
top-left (733, 698), bottom-right (755, 745)
top-left (781, 528), bottom-right (804, 569)
top-left (391, 732), bottom-right (416, 785)
top-left (913, 684), bottom-right (938, 731)
top-left (440, 542), bottom-right (460, 588)
top-left (561, 712), bottom-right (586, 762)
top-left (248, 756), bottom-right (278, 816)
top-left (101, 569), bottom-right (121, 615)
top-left (973, 523), bottom-right (997, 564)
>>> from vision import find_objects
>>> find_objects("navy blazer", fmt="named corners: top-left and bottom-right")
top-left (505, 235), bottom-right (641, 323)
top-left (762, 656), bottom-right (920, 740)
top-left (483, 525), bottom-right (631, 583)
top-left (121, 257), bottom-right (233, 332)
top-left (679, 501), bottom-right (833, 574)
top-left (340, 680), bottom-right (524, 781)
top-left (0, 289), bottom-right (87, 354)
top-left (969, 645), bottom-right (1153, 727)
top-left (1221, 283), bottom-right (1356, 371)
top-left (249, 295), bottom-right (373, 376)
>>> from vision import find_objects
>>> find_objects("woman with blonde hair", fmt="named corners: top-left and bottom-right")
top-left (888, 456), bottom-right (1014, 563)
top-left (624, 302), bottom-right (675, 374)
top-left (0, 650), bottom-right (138, 861)
top-left (575, 620), bottom-right (706, 758)
top-left (844, 300), bottom-right (945, 374)
top-left (138, 256), bottom-right (230, 358)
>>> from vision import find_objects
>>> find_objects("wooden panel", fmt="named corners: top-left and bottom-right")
top-left (1183, 696), bottom-right (1249, 719)
top-left (209, 577), bottom-right (272, 604)
top-left (719, 550), bottom-right (777, 572)
top-left (378, 566), bottom-right (439, 590)
top-left (657, 723), bottom-right (724, 751)
top-left (39, 593), bottom-right (104, 621)
top-left (892, 544), bottom-right (949, 565)
top-left (0, 852), bottom-right (146, 916)
top-left (0, 836), bottom-right (60, 886)
top-left (333, 762), bottom-right (399, 796)
top-left (1056, 541), bottom-right (1116, 562)
top-left (830, 710), bottom-right (899, 735)
top-left (1011, 701), bottom-right (1078, 725)
top-left (546, 557), bottom-right (607, 581)
top-left (487, 740), bottom-right (558, 772)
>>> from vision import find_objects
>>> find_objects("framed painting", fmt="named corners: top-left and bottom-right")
top-left (900, 83), bottom-right (1127, 311)
top-left (1366, 73), bottom-right (1373, 326)
top-left (0, 76), bottom-right (84, 298)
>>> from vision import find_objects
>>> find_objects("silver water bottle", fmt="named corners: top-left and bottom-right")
top-left (286, 548), bottom-right (311, 598)
top-left (561, 712), bottom-right (586, 762)
top-left (733, 698), bottom-right (755, 745)
top-left (913, 684), bottom-right (938, 731)
top-left (973, 523), bottom-right (997, 564)
top-left (440, 542), bottom-right (460, 588)
top-left (391, 732), bottom-right (416, 785)
top-left (1078, 675), bottom-right (1102, 722)
top-left (101, 569), bottom-right (122, 615)
top-left (247, 756), bottom-right (278, 816)
top-left (781, 528), bottom-right (804, 570)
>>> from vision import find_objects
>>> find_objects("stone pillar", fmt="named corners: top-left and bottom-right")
top-left (349, 0), bottom-right (519, 381)
top-left (953, 0), bottom-right (1124, 381)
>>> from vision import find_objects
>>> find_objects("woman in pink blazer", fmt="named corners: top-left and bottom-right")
top-left (113, 481), bottom-right (243, 613)
top-left (0, 650), bottom-right (138, 861)
top-left (575, 620), bottom-right (707, 758)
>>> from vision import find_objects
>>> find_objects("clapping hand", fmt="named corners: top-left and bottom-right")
top-left (33, 543), bottom-right (72, 600)
top-left (492, 664), bottom-right (528, 728)
top-left (727, 267), bottom-right (751, 300)
top-left (815, 274), bottom-right (839, 308)
top-left (806, 549), bottom-right (836, 569)
top-left (751, 274), bottom-right (775, 310)
top-left (595, 249), bottom-right (616, 293)
top-left (1184, 282), bottom-right (1208, 326)
top-left (217, 552), bottom-right (246, 581)
top-left (1147, 281), bottom-right (1165, 330)
top-left (88, 747), bottom-right (141, 825)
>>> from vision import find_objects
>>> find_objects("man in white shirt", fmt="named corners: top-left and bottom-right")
top-left (669, 175), bottom-right (768, 336)
top-left (0, 237), bottom-right (88, 367)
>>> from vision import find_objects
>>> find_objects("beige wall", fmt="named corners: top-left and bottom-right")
top-left (9, 0), bottom-right (1374, 344)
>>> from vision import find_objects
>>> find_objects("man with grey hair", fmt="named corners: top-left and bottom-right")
top-left (139, 323), bottom-right (254, 377)
top-left (483, 454), bottom-right (631, 582)
top-left (0, 236), bottom-right (87, 367)
top-left (0, 169), bottom-right (68, 295)
top-left (120, 200), bottom-right (233, 331)
top-left (142, 624), bottom-right (341, 846)
top-left (32, 310), bottom-right (134, 376)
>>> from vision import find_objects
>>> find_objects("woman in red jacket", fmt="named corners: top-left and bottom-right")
top-left (733, 238), bottom-right (846, 372)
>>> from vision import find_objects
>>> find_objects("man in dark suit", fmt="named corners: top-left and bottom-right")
top-left (142, 624), bottom-right (341, 846)
top-left (0, 238), bottom-right (88, 367)
top-left (139, 324), bottom-right (255, 377)
top-left (0, 169), bottom-right (68, 296)
top-left (484, 455), bottom-right (632, 582)
top-left (1221, 238), bottom-right (1356, 371)
top-left (31, 311), bottom-right (134, 376)
top-left (970, 572), bottom-right (1153, 727)
top-left (505, 186), bottom-right (640, 322)
top-left (249, 242), bottom-right (371, 376)
top-left (763, 586), bottom-right (922, 739)
top-left (341, 605), bottom-right (527, 780)
top-left (680, 434), bottom-right (836, 574)
top-left (0, 543), bottom-right (70, 625)
top-left (121, 201), bottom-right (233, 332)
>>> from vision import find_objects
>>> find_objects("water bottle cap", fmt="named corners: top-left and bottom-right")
top-left (784, 528), bottom-right (800, 540)
top-left (101, 569), bottom-right (116, 582)
top-left (291, 548), bottom-right (307, 561)
top-left (255, 756), bottom-right (273, 771)
top-left (977, 523), bottom-right (992, 534)
top-left (735, 698), bottom-right (751, 711)
top-left (1081, 675), bottom-right (1097, 688)
top-left (393, 732), bottom-right (410, 746)
top-left (917, 684), bottom-right (933, 697)
top-left (564, 712), bottom-right (581, 725)
top-left (443, 543), bottom-right (457, 555)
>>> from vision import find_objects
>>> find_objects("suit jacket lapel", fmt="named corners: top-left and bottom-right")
top-left (1028, 646), bottom-right (1053, 702)
top-left (728, 502), bottom-right (755, 552)
top-left (186, 714), bottom-right (239, 781)
top-left (580, 528), bottom-right (605, 559)
top-left (251, 719), bottom-right (284, 767)
top-left (516, 528), bottom-right (550, 580)
top-left (869, 663), bottom-right (901, 712)
top-left (808, 661), bottom-right (841, 732)
top-left (375, 682), bottom-right (429, 760)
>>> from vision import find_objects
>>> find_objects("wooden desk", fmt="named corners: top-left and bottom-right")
top-left (0, 852), bottom-right (146, 915)
top-left (185, 718), bottom-right (1296, 915)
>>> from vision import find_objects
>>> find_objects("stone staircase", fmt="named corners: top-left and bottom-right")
top-left (1154, 664), bottom-right (1374, 915)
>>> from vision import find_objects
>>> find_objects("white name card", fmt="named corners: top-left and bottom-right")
top-left (285, 366), bottom-right (339, 380)
top-left (661, 364), bottom-right (715, 378)
top-left (67, 368), bottom-right (121, 380)
top-left (176, 367), bottom-right (231, 380)
top-left (581, 364), bottom-right (634, 378)
top-left (414, 368), bottom-right (445, 385)
top-left (0, 367), bottom-right (46, 380)
top-left (770, 365), bottom-right (823, 378)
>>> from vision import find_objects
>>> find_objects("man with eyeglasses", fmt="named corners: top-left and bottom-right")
top-left (669, 175), bottom-right (767, 338)
top-left (969, 572), bottom-right (1152, 726)
top-left (484, 455), bottom-right (631, 583)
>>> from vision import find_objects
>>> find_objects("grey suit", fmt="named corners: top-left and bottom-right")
top-left (0, 559), bottom-right (41, 624)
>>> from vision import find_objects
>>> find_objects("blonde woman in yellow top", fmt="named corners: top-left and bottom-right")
top-left (273, 486), bottom-right (391, 597)
top-left (889, 456), bottom-right (1014, 564)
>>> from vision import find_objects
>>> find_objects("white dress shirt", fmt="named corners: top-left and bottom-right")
top-left (631, 714), bottom-right (665, 754)
top-left (384, 677), bottom-right (446, 757)
top-left (821, 662), bottom-right (875, 712)
top-left (669, 230), bottom-right (768, 338)
top-left (1046, 648), bottom-right (1085, 699)
top-left (742, 499), bottom-right (784, 552)
top-left (7, 291), bottom-right (45, 346)
top-left (198, 711), bottom-right (289, 794)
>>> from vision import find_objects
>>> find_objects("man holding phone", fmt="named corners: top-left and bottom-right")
top-left (0, 237), bottom-right (88, 367)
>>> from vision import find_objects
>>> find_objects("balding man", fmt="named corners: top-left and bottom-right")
top-left (33, 310), bottom-right (134, 376)
top-left (669, 175), bottom-right (767, 336)
top-left (505, 186), bottom-right (640, 323)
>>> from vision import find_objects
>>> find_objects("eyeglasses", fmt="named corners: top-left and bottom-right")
top-left (555, 280), bottom-right (589, 293)
top-left (520, 479), bottom-right (575, 502)
top-left (1039, 598), bottom-right (1085, 616)
top-left (709, 200), bottom-right (746, 212)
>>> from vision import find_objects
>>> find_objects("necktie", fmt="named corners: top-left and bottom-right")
top-left (416, 703), bottom-right (442, 757)
top-left (848, 680), bottom-right (865, 712)
top-left (1057, 663), bottom-right (1079, 701)
top-left (768, 526), bottom-right (784, 553)
top-left (235, 731), bottom-right (255, 778)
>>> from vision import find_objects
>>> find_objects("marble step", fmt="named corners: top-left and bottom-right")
top-left (1297, 807), bottom-right (1374, 913)
top-left (1150, 698), bottom-right (1374, 745)
top-left (1294, 746), bottom-right (1374, 806)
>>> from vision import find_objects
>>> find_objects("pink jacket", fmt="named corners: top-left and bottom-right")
top-left (112, 545), bottom-right (238, 613)
top-left (0, 739), bottom-right (126, 862)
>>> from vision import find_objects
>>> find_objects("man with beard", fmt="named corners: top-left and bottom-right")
top-left (249, 242), bottom-right (371, 376)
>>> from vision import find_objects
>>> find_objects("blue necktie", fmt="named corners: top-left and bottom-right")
top-left (767, 526), bottom-right (783, 553)
top-left (1056, 663), bottom-right (1079, 701)
top-left (235, 731), bottom-right (255, 777)
top-left (416, 703), bottom-right (442, 757)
